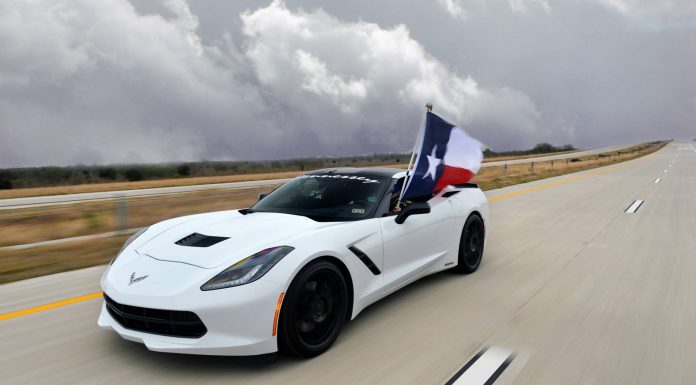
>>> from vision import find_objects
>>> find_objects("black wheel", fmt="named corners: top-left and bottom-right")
top-left (454, 214), bottom-right (485, 274)
top-left (278, 260), bottom-right (348, 357)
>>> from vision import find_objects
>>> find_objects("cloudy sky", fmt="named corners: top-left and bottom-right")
top-left (1, 0), bottom-right (695, 167)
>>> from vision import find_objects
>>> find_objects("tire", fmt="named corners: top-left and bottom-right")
top-left (454, 214), bottom-right (485, 274)
top-left (278, 260), bottom-right (349, 358)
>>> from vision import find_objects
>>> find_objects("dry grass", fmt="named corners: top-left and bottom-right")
top-left (0, 171), bottom-right (301, 199)
top-left (0, 235), bottom-right (129, 284)
top-left (472, 142), bottom-right (664, 190)
top-left (0, 187), bottom-right (271, 246)
top-left (481, 150), bottom-right (578, 163)
top-left (0, 150), bottom-right (580, 200)
top-left (0, 142), bottom-right (666, 283)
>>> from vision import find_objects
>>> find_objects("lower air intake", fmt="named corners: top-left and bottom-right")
top-left (104, 294), bottom-right (207, 338)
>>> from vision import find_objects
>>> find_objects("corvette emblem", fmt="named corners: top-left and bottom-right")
top-left (129, 272), bottom-right (148, 286)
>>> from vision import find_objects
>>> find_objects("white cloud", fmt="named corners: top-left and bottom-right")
top-left (294, 50), bottom-right (369, 112)
top-left (0, 0), bottom-right (546, 166)
top-left (241, 0), bottom-right (542, 143)
top-left (0, 0), bottom-right (263, 166)
top-left (508, 0), bottom-right (551, 15)
top-left (163, 0), bottom-right (203, 56)
top-left (589, 0), bottom-right (696, 20)
top-left (437, 0), bottom-right (467, 18)
top-left (436, 0), bottom-right (550, 17)
top-left (0, 2), bottom-right (92, 86)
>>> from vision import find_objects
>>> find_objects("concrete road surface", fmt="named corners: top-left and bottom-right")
top-left (1, 142), bottom-right (692, 385)
top-left (0, 144), bottom-right (629, 210)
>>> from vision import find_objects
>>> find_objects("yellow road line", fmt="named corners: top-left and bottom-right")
top-left (0, 291), bottom-right (103, 321)
top-left (0, 163), bottom-right (628, 322)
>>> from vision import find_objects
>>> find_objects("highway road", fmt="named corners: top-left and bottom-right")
top-left (0, 144), bottom-right (629, 210)
top-left (1, 142), bottom-right (692, 384)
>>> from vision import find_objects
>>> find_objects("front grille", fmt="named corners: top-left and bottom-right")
top-left (104, 294), bottom-right (207, 338)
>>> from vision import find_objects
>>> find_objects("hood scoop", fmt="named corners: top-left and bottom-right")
top-left (175, 233), bottom-right (229, 248)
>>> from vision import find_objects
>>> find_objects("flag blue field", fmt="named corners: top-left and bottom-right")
top-left (402, 112), bottom-right (483, 200)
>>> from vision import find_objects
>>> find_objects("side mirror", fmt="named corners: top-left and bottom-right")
top-left (258, 193), bottom-right (268, 201)
top-left (395, 201), bottom-right (431, 224)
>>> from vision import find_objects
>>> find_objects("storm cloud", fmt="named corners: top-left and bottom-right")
top-left (0, 0), bottom-right (694, 167)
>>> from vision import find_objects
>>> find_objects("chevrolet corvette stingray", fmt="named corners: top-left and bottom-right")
top-left (98, 168), bottom-right (489, 357)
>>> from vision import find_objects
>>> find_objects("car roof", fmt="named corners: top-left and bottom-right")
top-left (306, 167), bottom-right (406, 178)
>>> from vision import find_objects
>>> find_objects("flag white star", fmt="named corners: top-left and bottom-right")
top-left (423, 145), bottom-right (441, 180)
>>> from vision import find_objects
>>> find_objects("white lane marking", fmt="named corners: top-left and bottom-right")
top-left (692, 142), bottom-right (696, 152)
top-left (664, 169), bottom-right (669, 173)
top-left (448, 347), bottom-right (513, 385)
top-left (654, 178), bottom-right (661, 184)
top-left (625, 200), bottom-right (644, 214)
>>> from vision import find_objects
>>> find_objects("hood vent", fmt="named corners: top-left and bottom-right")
top-left (175, 233), bottom-right (229, 248)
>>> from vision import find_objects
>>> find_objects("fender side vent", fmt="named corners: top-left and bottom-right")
top-left (348, 245), bottom-right (381, 275)
top-left (175, 233), bottom-right (229, 247)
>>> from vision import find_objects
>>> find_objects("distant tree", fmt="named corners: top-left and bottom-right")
top-left (98, 167), bottom-right (117, 180)
top-left (212, 163), bottom-right (227, 171)
top-left (0, 180), bottom-right (12, 189)
top-left (0, 171), bottom-right (15, 180)
top-left (177, 164), bottom-right (191, 176)
top-left (124, 168), bottom-right (143, 181)
top-left (532, 143), bottom-right (555, 153)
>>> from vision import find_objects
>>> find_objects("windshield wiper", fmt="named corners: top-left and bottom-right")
top-left (238, 208), bottom-right (254, 215)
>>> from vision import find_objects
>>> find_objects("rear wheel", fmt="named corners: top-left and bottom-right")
top-left (454, 214), bottom-right (485, 274)
top-left (278, 260), bottom-right (348, 357)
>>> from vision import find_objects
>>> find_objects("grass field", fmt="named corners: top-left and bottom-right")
top-left (0, 171), bottom-right (301, 200)
top-left (0, 150), bottom-right (580, 200)
top-left (0, 142), bottom-right (666, 284)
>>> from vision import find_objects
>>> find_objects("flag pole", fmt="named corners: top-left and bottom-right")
top-left (397, 102), bottom-right (432, 207)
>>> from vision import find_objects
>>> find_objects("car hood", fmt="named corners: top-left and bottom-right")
top-left (136, 211), bottom-right (338, 269)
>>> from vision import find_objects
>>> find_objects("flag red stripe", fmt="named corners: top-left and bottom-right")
top-left (434, 165), bottom-right (474, 192)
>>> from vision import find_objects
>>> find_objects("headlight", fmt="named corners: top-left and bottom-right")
top-left (200, 246), bottom-right (294, 291)
top-left (110, 227), bottom-right (148, 265)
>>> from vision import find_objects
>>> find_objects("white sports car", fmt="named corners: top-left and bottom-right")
top-left (98, 167), bottom-right (489, 357)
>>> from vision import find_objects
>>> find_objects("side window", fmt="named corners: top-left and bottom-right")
top-left (388, 177), bottom-right (406, 212)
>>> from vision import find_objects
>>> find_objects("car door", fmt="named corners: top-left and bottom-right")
top-left (378, 198), bottom-right (456, 293)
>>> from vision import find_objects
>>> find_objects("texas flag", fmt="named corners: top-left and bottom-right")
top-left (402, 112), bottom-right (483, 200)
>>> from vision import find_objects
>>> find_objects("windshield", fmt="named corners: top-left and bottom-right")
top-left (251, 173), bottom-right (391, 221)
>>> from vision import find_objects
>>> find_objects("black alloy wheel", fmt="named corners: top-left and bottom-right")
top-left (279, 260), bottom-right (348, 357)
top-left (454, 214), bottom-right (485, 274)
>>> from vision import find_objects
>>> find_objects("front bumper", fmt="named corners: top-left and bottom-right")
top-left (99, 270), bottom-right (285, 356)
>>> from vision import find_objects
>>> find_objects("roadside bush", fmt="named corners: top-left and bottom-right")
top-left (98, 167), bottom-right (117, 180)
top-left (0, 180), bottom-right (12, 189)
top-left (124, 168), bottom-right (143, 181)
top-left (177, 164), bottom-right (191, 176)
